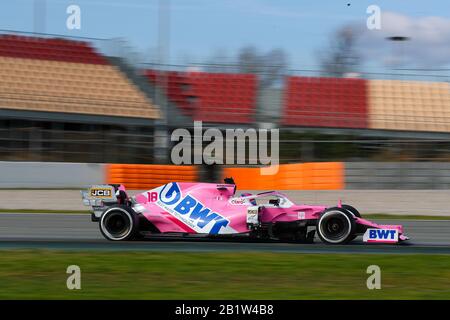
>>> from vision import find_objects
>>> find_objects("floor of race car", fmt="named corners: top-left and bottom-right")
top-left (0, 213), bottom-right (450, 254)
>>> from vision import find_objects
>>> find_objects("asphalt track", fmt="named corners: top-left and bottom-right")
top-left (1, 213), bottom-right (450, 254)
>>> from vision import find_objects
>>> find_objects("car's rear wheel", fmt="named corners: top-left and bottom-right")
top-left (99, 205), bottom-right (139, 241)
top-left (317, 208), bottom-right (356, 244)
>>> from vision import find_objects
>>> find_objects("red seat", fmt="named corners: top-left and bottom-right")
top-left (0, 34), bottom-right (107, 65)
top-left (143, 69), bottom-right (257, 123)
top-left (282, 76), bottom-right (368, 129)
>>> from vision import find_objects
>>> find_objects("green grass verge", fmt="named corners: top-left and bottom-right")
top-left (0, 209), bottom-right (449, 220)
top-left (1, 250), bottom-right (450, 299)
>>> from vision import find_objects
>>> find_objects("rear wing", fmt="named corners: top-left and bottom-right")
top-left (81, 184), bottom-right (126, 218)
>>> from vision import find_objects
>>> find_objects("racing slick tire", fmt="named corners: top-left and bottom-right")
top-left (99, 205), bottom-right (140, 241)
top-left (317, 207), bottom-right (356, 244)
top-left (341, 204), bottom-right (361, 218)
top-left (341, 204), bottom-right (361, 242)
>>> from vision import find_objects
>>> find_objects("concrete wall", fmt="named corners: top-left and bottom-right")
top-left (0, 162), bottom-right (104, 188)
top-left (1, 189), bottom-right (449, 215)
top-left (257, 87), bottom-right (283, 122)
top-left (2, 161), bottom-right (450, 190)
top-left (345, 162), bottom-right (450, 190)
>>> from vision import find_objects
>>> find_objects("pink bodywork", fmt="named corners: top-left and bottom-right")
top-left (128, 182), bottom-right (406, 240)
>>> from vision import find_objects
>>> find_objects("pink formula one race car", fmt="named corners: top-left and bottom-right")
top-left (81, 178), bottom-right (409, 244)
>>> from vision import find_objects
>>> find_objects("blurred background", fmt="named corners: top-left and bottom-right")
top-left (3, 1), bottom-right (450, 301)
top-left (1, 0), bottom-right (450, 193)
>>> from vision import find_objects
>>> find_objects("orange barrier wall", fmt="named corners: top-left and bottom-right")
top-left (105, 164), bottom-right (198, 189)
top-left (222, 162), bottom-right (344, 190)
top-left (106, 162), bottom-right (343, 190)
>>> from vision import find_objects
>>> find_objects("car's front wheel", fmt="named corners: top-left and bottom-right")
top-left (99, 205), bottom-right (139, 241)
top-left (341, 204), bottom-right (361, 242)
top-left (341, 204), bottom-right (361, 218)
top-left (317, 207), bottom-right (356, 244)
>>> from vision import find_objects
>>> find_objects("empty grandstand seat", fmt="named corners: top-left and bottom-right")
top-left (143, 70), bottom-right (256, 124)
top-left (143, 70), bottom-right (193, 115)
top-left (368, 80), bottom-right (450, 133)
top-left (282, 76), bottom-right (369, 129)
top-left (0, 34), bottom-right (160, 119)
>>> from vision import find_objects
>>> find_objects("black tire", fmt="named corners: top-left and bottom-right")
top-left (317, 207), bottom-right (356, 244)
top-left (99, 205), bottom-right (139, 241)
top-left (341, 204), bottom-right (361, 217)
top-left (341, 204), bottom-right (361, 242)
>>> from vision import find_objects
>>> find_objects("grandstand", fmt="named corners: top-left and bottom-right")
top-left (0, 35), bottom-right (159, 119)
top-left (282, 76), bottom-right (368, 129)
top-left (368, 80), bottom-right (450, 133)
top-left (143, 70), bottom-right (257, 124)
top-left (0, 34), bottom-right (161, 163)
top-left (1, 32), bottom-right (450, 164)
top-left (144, 69), bottom-right (450, 136)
